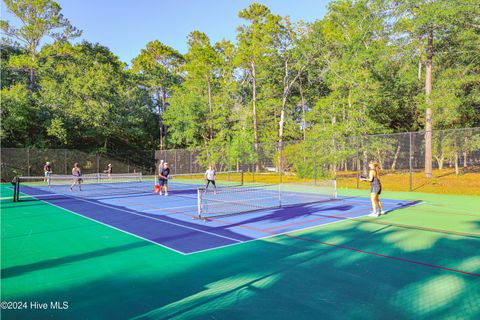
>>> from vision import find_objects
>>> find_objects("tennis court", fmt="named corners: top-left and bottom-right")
top-left (1, 174), bottom-right (479, 319)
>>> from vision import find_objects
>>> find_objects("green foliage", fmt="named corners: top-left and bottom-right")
top-left (0, 83), bottom-right (33, 145)
top-left (1, 0), bottom-right (479, 166)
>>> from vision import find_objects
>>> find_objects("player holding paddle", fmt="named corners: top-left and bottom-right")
top-left (204, 166), bottom-right (217, 193)
top-left (158, 162), bottom-right (170, 196)
top-left (70, 163), bottom-right (82, 192)
top-left (44, 161), bottom-right (52, 186)
top-left (360, 160), bottom-right (385, 217)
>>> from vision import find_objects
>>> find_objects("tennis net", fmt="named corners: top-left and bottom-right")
top-left (197, 180), bottom-right (337, 219)
top-left (15, 173), bottom-right (150, 200)
top-left (14, 170), bottom-right (244, 201)
top-left (166, 170), bottom-right (243, 189)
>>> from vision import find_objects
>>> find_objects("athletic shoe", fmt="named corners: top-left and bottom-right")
top-left (368, 212), bottom-right (379, 217)
top-left (380, 210), bottom-right (387, 215)
top-left (164, 193), bottom-right (169, 196)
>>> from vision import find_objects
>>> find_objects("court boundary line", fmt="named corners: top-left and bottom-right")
top-left (20, 193), bottom-right (188, 256)
top-left (17, 189), bottom-right (245, 254)
top-left (54, 195), bottom-right (244, 243)
top-left (185, 200), bottom-right (373, 255)
top-left (186, 204), bottom-right (480, 277)
top-left (186, 198), bottom-right (425, 255)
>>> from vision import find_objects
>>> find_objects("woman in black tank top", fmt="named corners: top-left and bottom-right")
top-left (361, 160), bottom-right (385, 217)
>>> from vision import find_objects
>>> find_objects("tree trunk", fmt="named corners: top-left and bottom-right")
top-left (251, 60), bottom-right (260, 172)
top-left (424, 30), bottom-right (434, 178)
top-left (159, 88), bottom-right (168, 151)
top-left (207, 75), bottom-right (213, 141)
top-left (435, 155), bottom-right (444, 170)
top-left (418, 59), bottom-right (422, 81)
top-left (299, 77), bottom-right (306, 141)
top-left (455, 152), bottom-right (459, 175)
top-left (331, 115), bottom-right (336, 176)
top-left (391, 144), bottom-right (401, 170)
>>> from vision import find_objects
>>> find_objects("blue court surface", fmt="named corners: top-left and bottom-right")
top-left (17, 183), bottom-right (417, 254)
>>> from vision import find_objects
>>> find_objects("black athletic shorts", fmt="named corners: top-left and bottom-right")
top-left (371, 185), bottom-right (381, 195)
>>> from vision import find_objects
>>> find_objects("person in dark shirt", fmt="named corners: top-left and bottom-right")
top-left (361, 160), bottom-right (385, 217)
top-left (44, 161), bottom-right (52, 186)
top-left (106, 163), bottom-right (112, 178)
top-left (158, 162), bottom-right (170, 196)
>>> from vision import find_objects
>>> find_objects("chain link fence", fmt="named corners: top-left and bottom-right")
top-left (153, 127), bottom-right (480, 191)
top-left (2, 128), bottom-right (479, 192)
top-left (1, 149), bottom-right (155, 181)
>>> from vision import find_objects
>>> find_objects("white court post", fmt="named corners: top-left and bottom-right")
top-left (197, 188), bottom-right (202, 219)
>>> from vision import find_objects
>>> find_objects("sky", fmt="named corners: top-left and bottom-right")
top-left (1, 0), bottom-right (330, 65)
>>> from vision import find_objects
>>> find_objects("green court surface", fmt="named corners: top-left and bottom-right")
top-left (1, 183), bottom-right (479, 319)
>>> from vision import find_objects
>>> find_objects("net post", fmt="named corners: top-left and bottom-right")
top-left (12, 176), bottom-right (18, 202)
top-left (278, 184), bottom-right (282, 207)
top-left (197, 188), bottom-right (202, 219)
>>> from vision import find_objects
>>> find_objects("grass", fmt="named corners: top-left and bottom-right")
top-left (234, 168), bottom-right (480, 196)
top-left (336, 168), bottom-right (480, 196)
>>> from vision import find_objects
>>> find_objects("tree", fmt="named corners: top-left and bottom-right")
top-left (236, 3), bottom-right (282, 171)
top-left (131, 40), bottom-right (184, 150)
top-left (36, 41), bottom-right (158, 150)
top-left (1, 0), bottom-right (81, 90)
top-left (390, 0), bottom-right (479, 177)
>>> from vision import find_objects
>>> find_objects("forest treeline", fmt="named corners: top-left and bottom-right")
top-left (1, 0), bottom-right (479, 160)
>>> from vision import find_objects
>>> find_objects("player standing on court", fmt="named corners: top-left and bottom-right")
top-left (361, 160), bottom-right (385, 217)
top-left (158, 162), bottom-right (170, 196)
top-left (204, 166), bottom-right (217, 193)
top-left (44, 161), bottom-right (52, 186)
top-left (106, 163), bottom-right (112, 178)
top-left (70, 163), bottom-right (82, 192)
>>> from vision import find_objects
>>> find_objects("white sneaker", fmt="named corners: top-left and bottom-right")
top-left (368, 212), bottom-right (379, 217)
top-left (380, 210), bottom-right (387, 215)
top-left (164, 193), bottom-right (168, 196)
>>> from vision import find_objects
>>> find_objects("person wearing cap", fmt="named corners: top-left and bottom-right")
top-left (158, 162), bottom-right (170, 196)
top-left (44, 161), bottom-right (52, 186)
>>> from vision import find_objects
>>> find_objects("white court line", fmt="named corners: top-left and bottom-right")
top-left (60, 196), bottom-right (243, 243)
top-left (186, 201), bottom-right (375, 255)
top-left (185, 198), bottom-right (422, 255)
top-left (17, 193), bottom-right (188, 255)
top-left (142, 204), bottom-right (198, 212)
top-left (17, 190), bottom-right (244, 254)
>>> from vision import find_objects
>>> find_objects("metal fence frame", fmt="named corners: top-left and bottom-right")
top-left (2, 128), bottom-right (479, 192)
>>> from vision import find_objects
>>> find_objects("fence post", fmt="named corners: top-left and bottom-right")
top-left (251, 144), bottom-right (255, 183)
top-left (27, 148), bottom-right (30, 176)
top-left (174, 149), bottom-right (177, 175)
top-left (96, 153), bottom-right (100, 174)
top-left (312, 142), bottom-right (317, 185)
top-left (64, 149), bottom-right (67, 174)
top-left (189, 151), bottom-right (193, 174)
top-left (409, 132), bottom-right (413, 192)
top-left (356, 137), bottom-right (360, 189)
top-left (279, 142), bottom-right (283, 184)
